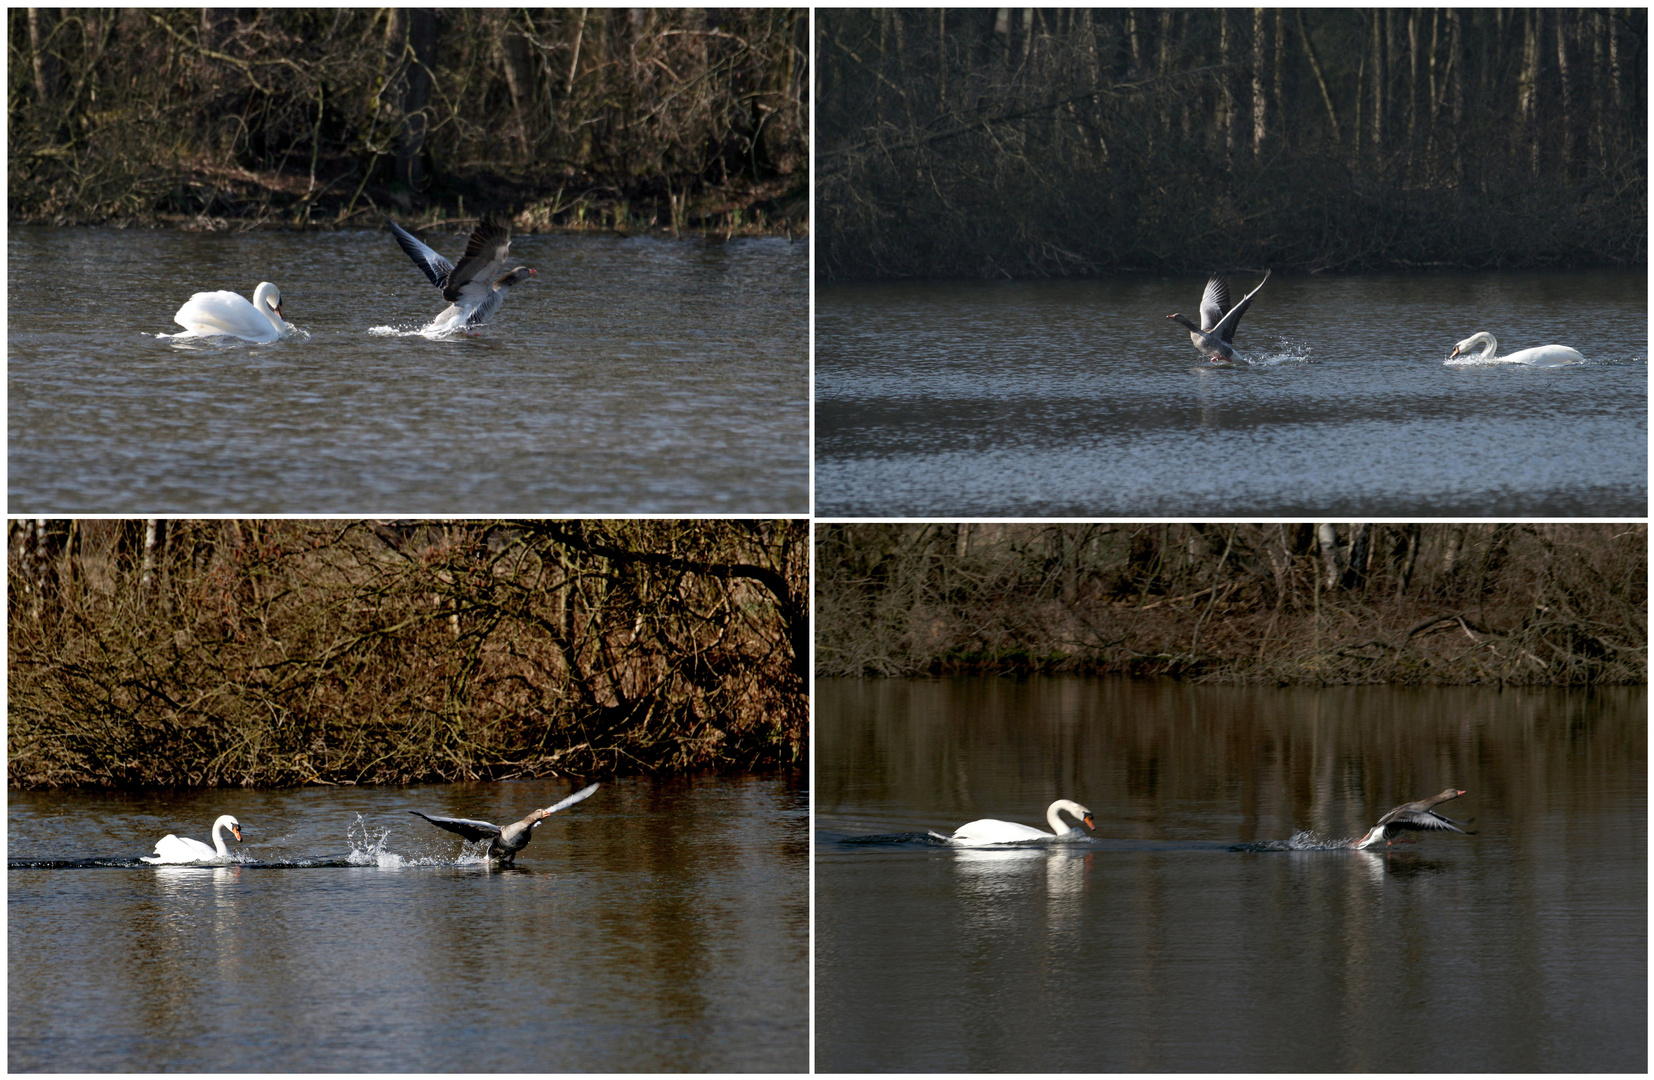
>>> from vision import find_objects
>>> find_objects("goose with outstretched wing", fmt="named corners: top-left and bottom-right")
top-left (411, 783), bottom-right (599, 863)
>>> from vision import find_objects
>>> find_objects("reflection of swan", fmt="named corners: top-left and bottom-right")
top-left (1449, 332), bottom-right (1583, 365)
top-left (950, 800), bottom-right (1095, 845)
top-left (1166, 270), bottom-right (1271, 362)
top-left (140, 815), bottom-right (244, 863)
top-left (170, 283), bottom-right (293, 342)
top-left (410, 783), bottom-right (599, 863)
top-left (1353, 788), bottom-right (1470, 849)
top-left (387, 218), bottom-right (536, 333)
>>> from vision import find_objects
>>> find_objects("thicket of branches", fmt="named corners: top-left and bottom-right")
top-left (818, 9), bottom-right (1645, 279)
top-left (816, 523), bottom-right (1646, 685)
top-left (9, 519), bottom-right (807, 789)
top-left (9, 8), bottom-right (807, 232)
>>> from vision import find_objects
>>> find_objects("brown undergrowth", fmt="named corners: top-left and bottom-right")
top-left (10, 519), bottom-right (806, 789)
top-left (816, 523), bottom-right (1646, 685)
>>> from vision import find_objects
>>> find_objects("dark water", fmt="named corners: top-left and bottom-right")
top-left (815, 677), bottom-right (1646, 1072)
top-left (816, 270), bottom-right (1647, 516)
top-left (9, 226), bottom-right (808, 513)
top-left (9, 773), bottom-right (807, 1072)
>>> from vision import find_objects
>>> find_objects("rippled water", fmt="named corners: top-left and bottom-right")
top-left (9, 226), bottom-right (808, 513)
top-left (816, 270), bottom-right (1647, 515)
top-left (816, 677), bottom-right (1646, 1072)
top-left (9, 773), bottom-right (807, 1072)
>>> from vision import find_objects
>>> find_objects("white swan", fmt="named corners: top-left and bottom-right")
top-left (169, 282), bottom-right (293, 342)
top-left (140, 815), bottom-right (244, 864)
top-left (387, 218), bottom-right (536, 333)
top-left (1448, 332), bottom-right (1583, 366)
top-left (949, 799), bottom-right (1096, 845)
top-left (410, 782), bottom-right (599, 863)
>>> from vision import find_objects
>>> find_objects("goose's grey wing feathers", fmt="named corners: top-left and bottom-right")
top-left (443, 220), bottom-right (512, 303)
top-left (1212, 268), bottom-right (1270, 344)
top-left (1198, 275), bottom-right (1229, 332)
top-left (542, 783), bottom-right (601, 816)
top-left (1378, 808), bottom-right (1469, 834)
top-left (409, 810), bottom-right (501, 842)
top-left (387, 220), bottom-right (455, 290)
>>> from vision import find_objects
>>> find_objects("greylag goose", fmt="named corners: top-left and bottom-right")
top-left (949, 799), bottom-right (1095, 845)
top-left (1166, 270), bottom-right (1271, 362)
top-left (140, 815), bottom-right (244, 864)
top-left (1448, 332), bottom-right (1583, 365)
top-left (170, 283), bottom-right (292, 342)
top-left (410, 783), bottom-right (599, 863)
top-left (1352, 788), bottom-right (1470, 849)
top-left (387, 218), bottom-right (536, 332)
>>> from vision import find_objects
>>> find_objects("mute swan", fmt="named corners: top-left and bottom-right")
top-left (410, 783), bottom-right (599, 863)
top-left (140, 814), bottom-right (244, 864)
top-left (387, 218), bottom-right (536, 333)
top-left (1352, 788), bottom-right (1470, 849)
top-left (1166, 270), bottom-right (1271, 362)
top-left (950, 799), bottom-right (1096, 845)
top-left (170, 283), bottom-right (292, 342)
top-left (1449, 332), bottom-right (1583, 365)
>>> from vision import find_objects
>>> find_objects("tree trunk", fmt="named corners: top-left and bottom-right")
top-left (391, 8), bottom-right (438, 190)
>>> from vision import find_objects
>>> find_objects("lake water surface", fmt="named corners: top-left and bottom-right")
top-left (815, 677), bottom-right (1645, 1072)
top-left (9, 772), bottom-right (806, 1072)
top-left (9, 226), bottom-right (808, 513)
top-left (816, 270), bottom-right (1646, 516)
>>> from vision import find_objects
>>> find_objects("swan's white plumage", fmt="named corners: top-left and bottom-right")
top-left (949, 799), bottom-right (1095, 845)
top-left (171, 283), bottom-right (292, 342)
top-left (140, 814), bottom-right (243, 864)
top-left (1449, 332), bottom-right (1583, 366)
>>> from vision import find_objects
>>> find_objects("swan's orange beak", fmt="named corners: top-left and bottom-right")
top-left (1083, 813), bottom-right (1096, 830)
top-left (230, 824), bottom-right (243, 842)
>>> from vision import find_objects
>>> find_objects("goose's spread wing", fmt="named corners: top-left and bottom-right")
top-left (543, 783), bottom-right (601, 816)
top-left (409, 810), bottom-right (501, 842)
top-left (387, 220), bottom-right (455, 290)
top-left (1376, 808), bottom-right (1468, 834)
top-left (1212, 269), bottom-right (1270, 344)
top-left (443, 221), bottom-right (512, 302)
top-left (1198, 275), bottom-right (1229, 332)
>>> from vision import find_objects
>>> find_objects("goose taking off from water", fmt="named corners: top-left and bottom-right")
top-left (140, 814), bottom-right (244, 864)
top-left (1448, 332), bottom-right (1584, 366)
top-left (387, 217), bottom-right (536, 333)
top-left (948, 799), bottom-right (1096, 845)
top-left (170, 283), bottom-right (292, 342)
top-left (1353, 788), bottom-right (1470, 849)
top-left (1166, 270), bottom-right (1271, 362)
top-left (410, 783), bottom-right (599, 863)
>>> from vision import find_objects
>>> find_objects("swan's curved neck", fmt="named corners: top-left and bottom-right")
top-left (1469, 332), bottom-right (1498, 359)
top-left (211, 819), bottom-right (230, 856)
top-left (1046, 801), bottom-right (1078, 834)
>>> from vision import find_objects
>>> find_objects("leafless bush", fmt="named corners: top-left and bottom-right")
top-left (9, 519), bottom-right (806, 789)
top-left (9, 9), bottom-right (807, 232)
top-left (816, 523), bottom-right (1646, 685)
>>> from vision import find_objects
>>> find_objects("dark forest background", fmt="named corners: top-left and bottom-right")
top-left (9, 8), bottom-right (807, 233)
top-left (816, 523), bottom-right (1646, 685)
top-left (817, 9), bottom-right (1645, 279)
top-left (10, 519), bottom-right (807, 789)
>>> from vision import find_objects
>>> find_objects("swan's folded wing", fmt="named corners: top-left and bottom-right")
top-left (387, 220), bottom-right (455, 289)
top-left (409, 810), bottom-right (501, 842)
